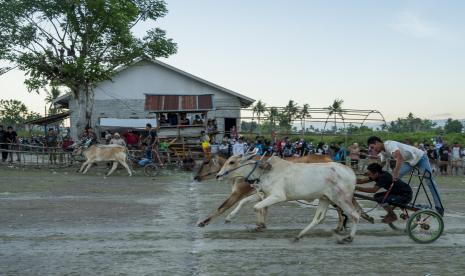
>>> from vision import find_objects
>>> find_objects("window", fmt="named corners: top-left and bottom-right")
top-left (145, 95), bottom-right (213, 111)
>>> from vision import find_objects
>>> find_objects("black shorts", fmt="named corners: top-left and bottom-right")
top-left (374, 192), bottom-right (412, 205)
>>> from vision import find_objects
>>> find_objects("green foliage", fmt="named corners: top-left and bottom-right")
top-left (444, 118), bottom-right (463, 134)
top-left (45, 86), bottom-right (63, 115)
top-left (0, 99), bottom-right (40, 128)
top-left (0, 0), bottom-right (177, 132)
top-left (241, 121), bottom-right (258, 133)
top-left (387, 113), bottom-right (436, 133)
top-left (279, 100), bottom-right (298, 131)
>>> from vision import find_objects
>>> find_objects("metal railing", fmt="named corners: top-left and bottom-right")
top-left (0, 143), bottom-right (74, 167)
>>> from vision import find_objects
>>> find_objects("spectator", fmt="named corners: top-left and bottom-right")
top-left (143, 123), bottom-right (158, 159)
top-left (167, 113), bottom-right (178, 125)
top-left (80, 126), bottom-right (97, 145)
top-left (230, 125), bottom-right (238, 140)
top-left (207, 119), bottom-right (218, 142)
top-left (179, 114), bottom-right (190, 125)
top-left (110, 133), bottom-right (126, 147)
top-left (316, 142), bottom-right (325, 155)
top-left (123, 129), bottom-right (139, 149)
top-left (426, 144), bottom-right (439, 175)
top-left (255, 137), bottom-right (265, 156)
top-left (6, 126), bottom-right (20, 162)
top-left (462, 147), bottom-right (465, 176)
top-left (233, 137), bottom-right (246, 156)
top-left (438, 142), bottom-right (450, 176)
top-left (450, 142), bottom-right (461, 176)
top-left (193, 115), bottom-right (203, 125)
top-left (104, 131), bottom-right (113, 145)
top-left (218, 139), bottom-right (229, 157)
top-left (348, 142), bottom-right (360, 170)
top-left (45, 128), bottom-right (58, 164)
top-left (0, 125), bottom-right (8, 162)
top-left (61, 135), bottom-right (74, 152)
top-left (200, 130), bottom-right (210, 159)
top-left (159, 114), bottom-right (169, 126)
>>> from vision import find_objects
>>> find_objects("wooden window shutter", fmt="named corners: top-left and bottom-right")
top-left (164, 95), bottom-right (179, 110)
top-left (182, 95), bottom-right (197, 110)
top-left (198, 95), bottom-right (213, 110)
top-left (145, 95), bottom-right (163, 111)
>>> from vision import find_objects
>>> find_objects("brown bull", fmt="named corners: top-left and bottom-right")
top-left (74, 144), bottom-right (132, 176)
top-left (194, 154), bottom-right (332, 228)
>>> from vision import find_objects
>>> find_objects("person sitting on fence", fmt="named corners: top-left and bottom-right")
top-left (355, 163), bottom-right (413, 224)
top-left (367, 136), bottom-right (444, 216)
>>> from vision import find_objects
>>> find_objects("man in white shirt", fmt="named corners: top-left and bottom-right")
top-left (232, 138), bottom-right (245, 156)
top-left (367, 136), bottom-right (444, 216)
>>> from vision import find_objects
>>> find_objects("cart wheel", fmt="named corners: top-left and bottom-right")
top-left (406, 209), bottom-right (444, 243)
top-left (388, 209), bottom-right (408, 232)
top-left (144, 164), bottom-right (159, 177)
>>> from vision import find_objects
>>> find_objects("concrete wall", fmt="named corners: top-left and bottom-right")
top-left (69, 60), bottom-right (244, 140)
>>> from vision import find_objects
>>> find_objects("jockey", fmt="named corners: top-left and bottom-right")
top-left (355, 163), bottom-right (413, 224)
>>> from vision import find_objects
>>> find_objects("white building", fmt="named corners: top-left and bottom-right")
top-left (55, 58), bottom-right (254, 140)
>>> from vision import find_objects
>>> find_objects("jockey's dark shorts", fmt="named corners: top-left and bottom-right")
top-left (374, 191), bottom-right (412, 205)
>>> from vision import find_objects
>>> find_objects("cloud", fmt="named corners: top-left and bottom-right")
top-left (388, 11), bottom-right (440, 39)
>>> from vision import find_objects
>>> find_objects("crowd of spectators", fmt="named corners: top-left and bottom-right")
top-left (205, 134), bottom-right (465, 176)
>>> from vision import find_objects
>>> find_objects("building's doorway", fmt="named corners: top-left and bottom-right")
top-left (224, 118), bottom-right (237, 133)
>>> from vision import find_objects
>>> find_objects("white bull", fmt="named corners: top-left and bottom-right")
top-left (216, 155), bottom-right (360, 243)
top-left (74, 144), bottom-right (132, 176)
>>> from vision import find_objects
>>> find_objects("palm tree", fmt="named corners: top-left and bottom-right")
top-left (45, 87), bottom-right (62, 115)
top-left (281, 100), bottom-right (298, 132)
top-left (252, 100), bottom-right (267, 134)
top-left (266, 107), bottom-right (279, 134)
top-left (324, 99), bottom-right (345, 133)
top-left (298, 103), bottom-right (310, 135)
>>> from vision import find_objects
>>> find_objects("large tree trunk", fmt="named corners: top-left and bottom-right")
top-left (74, 84), bottom-right (93, 140)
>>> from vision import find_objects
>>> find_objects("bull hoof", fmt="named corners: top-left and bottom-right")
top-left (253, 224), bottom-right (266, 232)
top-left (197, 222), bottom-right (206, 228)
top-left (224, 219), bottom-right (231, 224)
top-left (292, 237), bottom-right (300, 243)
top-left (333, 228), bottom-right (344, 234)
top-left (336, 236), bottom-right (354, 244)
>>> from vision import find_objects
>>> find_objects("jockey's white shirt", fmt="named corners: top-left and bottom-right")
top-left (383, 140), bottom-right (425, 166)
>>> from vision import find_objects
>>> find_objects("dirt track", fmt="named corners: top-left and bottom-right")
top-left (1, 165), bottom-right (465, 275)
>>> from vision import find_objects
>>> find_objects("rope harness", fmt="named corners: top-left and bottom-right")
top-left (217, 160), bottom-right (263, 185)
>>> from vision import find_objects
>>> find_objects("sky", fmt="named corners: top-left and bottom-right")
top-left (1, 0), bottom-right (465, 121)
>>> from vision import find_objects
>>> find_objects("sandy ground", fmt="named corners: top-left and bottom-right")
top-left (1, 164), bottom-right (465, 275)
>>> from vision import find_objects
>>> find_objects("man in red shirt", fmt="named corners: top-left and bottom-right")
top-left (123, 129), bottom-right (139, 149)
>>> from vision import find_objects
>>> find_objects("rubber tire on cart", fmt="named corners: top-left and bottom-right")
top-left (406, 209), bottom-right (444, 244)
top-left (144, 164), bottom-right (160, 177)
